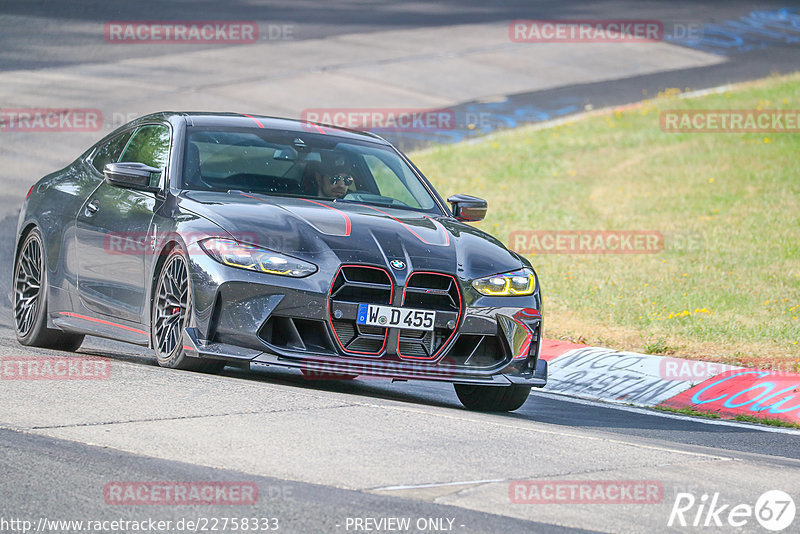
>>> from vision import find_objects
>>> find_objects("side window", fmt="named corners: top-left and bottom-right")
top-left (119, 125), bottom-right (171, 169)
top-left (91, 130), bottom-right (134, 173)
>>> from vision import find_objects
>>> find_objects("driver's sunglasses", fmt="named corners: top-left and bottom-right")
top-left (328, 174), bottom-right (354, 186)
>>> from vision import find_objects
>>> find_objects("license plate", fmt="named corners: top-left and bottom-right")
top-left (356, 304), bottom-right (436, 331)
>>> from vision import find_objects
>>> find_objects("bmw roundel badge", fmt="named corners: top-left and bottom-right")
top-left (390, 260), bottom-right (406, 270)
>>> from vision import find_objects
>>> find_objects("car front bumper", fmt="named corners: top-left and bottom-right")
top-left (186, 254), bottom-right (547, 387)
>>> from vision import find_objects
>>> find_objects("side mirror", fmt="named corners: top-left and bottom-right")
top-left (447, 194), bottom-right (487, 222)
top-left (104, 162), bottom-right (162, 193)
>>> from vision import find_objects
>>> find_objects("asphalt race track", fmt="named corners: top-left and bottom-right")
top-left (2, 317), bottom-right (800, 532)
top-left (1, 1), bottom-right (800, 532)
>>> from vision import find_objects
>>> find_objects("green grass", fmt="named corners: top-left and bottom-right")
top-left (642, 336), bottom-right (673, 355)
top-left (656, 406), bottom-right (800, 429)
top-left (655, 406), bottom-right (721, 419)
top-left (412, 73), bottom-right (800, 366)
top-left (733, 414), bottom-right (800, 428)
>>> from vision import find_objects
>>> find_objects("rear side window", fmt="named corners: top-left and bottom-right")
top-left (120, 124), bottom-right (171, 169)
top-left (91, 130), bottom-right (134, 173)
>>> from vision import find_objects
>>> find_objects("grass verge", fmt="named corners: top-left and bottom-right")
top-left (655, 405), bottom-right (800, 429)
top-left (413, 73), bottom-right (800, 370)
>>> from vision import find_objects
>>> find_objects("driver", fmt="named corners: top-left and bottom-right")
top-left (316, 170), bottom-right (353, 199)
top-left (302, 157), bottom-right (356, 199)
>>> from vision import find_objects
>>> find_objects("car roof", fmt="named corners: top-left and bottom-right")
top-left (132, 112), bottom-right (391, 145)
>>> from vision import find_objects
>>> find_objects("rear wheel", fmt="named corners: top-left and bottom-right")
top-left (14, 228), bottom-right (84, 351)
top-left (152, 247), bottom-right (224, 373)
top-left (454, 383), bottom-right (532, 412)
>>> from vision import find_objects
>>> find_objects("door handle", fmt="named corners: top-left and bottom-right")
top-left (85, 200), bottom-right (100, 216)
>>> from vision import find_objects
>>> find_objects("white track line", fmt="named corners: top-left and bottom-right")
top-left (373, 478), bottom-right (507, 492)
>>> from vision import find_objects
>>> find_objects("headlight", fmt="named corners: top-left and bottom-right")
top-left (472, 268), bottom-right (536, 296)
top-left (199, 238), bottom-right (317, 278)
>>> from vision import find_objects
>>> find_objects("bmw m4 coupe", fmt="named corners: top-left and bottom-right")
top-left (13, 112), bottom-right (546, 411)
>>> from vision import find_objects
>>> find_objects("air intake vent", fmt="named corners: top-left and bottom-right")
top-left (397, 272), bottom-right (461, 360)
top-left (329, 266), bottom-right (392, 355)
top-left (403, 273), bottom-right (459, 311)
top-left (443, 334), bottom-right (506, 368)
top-left (259, 316), bottom-right (336, 353)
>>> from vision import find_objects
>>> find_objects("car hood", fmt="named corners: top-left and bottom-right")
top-left (178, 191), bottom-right (524, 279)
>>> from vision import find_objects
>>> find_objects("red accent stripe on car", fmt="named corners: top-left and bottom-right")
top-left (239, 193), bottom-right (352, 238)
top-left (511, 308), bottom-right (540, 359)
top-left (26, 185), bottom-right (34, 199)
top-left (59, 312), bottom-right (148, 336)
top-left (297, 198), bottom-right (352, 236)
top-left (241, 114), bottom-right (264, 128)
top-left (423, 215), bottom-right (450, 246)
top-left (358, 205), bottom-right (449, 246)
top-left (303, 121), bottom-right (326, 134)
top-left (514, 331), bottom-right (532, 359)
top-left (328, 265), bottom-right (392, 356)
top-left (396, 271), bottom-right (462, 361)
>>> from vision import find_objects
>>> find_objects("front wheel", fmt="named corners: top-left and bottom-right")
top-left (454, 383), bottom-right (532, 412)
top-left (151, 247), bottom-right (224, 373)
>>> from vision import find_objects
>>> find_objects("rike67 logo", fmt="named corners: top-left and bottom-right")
top-left (669, 490), bottom-right (796, 531)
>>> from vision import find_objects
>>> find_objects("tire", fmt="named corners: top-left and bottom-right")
top-left (454, 383), bottom-right (532, 412)
top-left (151, 247), bottom-right (224, 373)
top-left (14, 228), bottom-right (85, 351)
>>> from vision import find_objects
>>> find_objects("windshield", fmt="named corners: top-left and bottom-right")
top-left (182, 126), bottom-right (441, 213)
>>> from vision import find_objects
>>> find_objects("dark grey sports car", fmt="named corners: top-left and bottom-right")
top-left (13, 112), bottom-right (546, 411)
